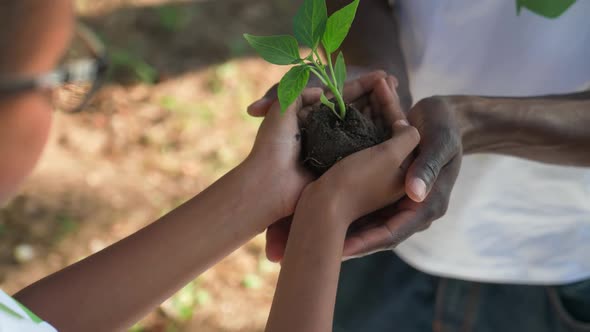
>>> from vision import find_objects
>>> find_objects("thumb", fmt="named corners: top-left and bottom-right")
top-left (405, 140), bottom-right (454, 202)
top-left (247, 84), bottom-right (278, 117)
top-left (265, 217), bottom-right (292, 263)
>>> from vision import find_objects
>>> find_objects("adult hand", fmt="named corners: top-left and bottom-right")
top-left (343, 96), bottom-right (463, 258)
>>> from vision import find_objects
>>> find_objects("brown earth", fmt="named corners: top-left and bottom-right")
top-left (301, 103), bottom-right (387, 175)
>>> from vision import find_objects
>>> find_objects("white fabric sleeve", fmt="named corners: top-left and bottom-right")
top-left (0, 290), bottom-right (57, 332)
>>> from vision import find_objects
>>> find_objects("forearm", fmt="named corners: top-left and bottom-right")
top-left (266, 187), bottom-right (347, 332)
top-left (327, 0), bottom-right (412, 109)
top-left (455, 91), bottom-right (590, 166)
top-left (14, 159), bottom-right (274, 332)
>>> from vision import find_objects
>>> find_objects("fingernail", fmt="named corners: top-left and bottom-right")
top-left (395, 119), bottom-right (410, 126)
top-left (409, 178), bottom-right (427, 202)
top-left (387, 76), bottom-right (399, 88)
top-left (248, 97), bottom-right (271, 110)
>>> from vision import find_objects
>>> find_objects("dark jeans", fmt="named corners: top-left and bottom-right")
top-left (334, 251), bottom-right (590, 332)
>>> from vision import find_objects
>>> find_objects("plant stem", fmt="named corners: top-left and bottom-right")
top-left (317, 65), bottom-right (346, 120)
top-left (308, 66), bottom-right (329, 86)
top-left (314, 50), bottom-right (346, 119)
top-left (325, 51), bottom-right (339, 93)
top-left (303, 59), bottom-right (342, 120)
top-left (300, 52), bottom-right (347, 121)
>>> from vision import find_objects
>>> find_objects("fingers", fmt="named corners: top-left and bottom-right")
top-left (250, 85), bottom-right (322, 122)
top-left (405, 134), bottom-right (457, 202)
top-left (388, 75), bottom-right (399, 89)
top-left (342, 70), bottom-right (387, 103)
top-left (274, 87), bottom-right (322, 118)
top-left (383, 122), bottom-right (420, 163)
top-left (265, 217), bottom-right (292, 262)
top-left (373, 77), bottom-right (405, 125)
top-left (248, 71), bottom-right (397, 119)
top-left (343, 156), bottom-right (460, 258)
top-left (295, 88), bottom-right (323, 125)
top-left (343, 208), bottom-right (424, 258)
top-left (330, 122), bottom-right (419, 221)
top-left (301, 87), bottom-right (323, 106)
top-left (247, 84), bottom-right (278, 117)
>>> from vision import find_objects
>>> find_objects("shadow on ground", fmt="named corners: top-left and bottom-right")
top-left (81, 0), bottom-right (298, 84)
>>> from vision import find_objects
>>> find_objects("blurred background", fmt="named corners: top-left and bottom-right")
top-left (0, 0), bottom-right (301, 331)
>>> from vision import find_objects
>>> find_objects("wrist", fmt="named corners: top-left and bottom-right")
top-left (446, 95), bottom-right (490, 155)
top-left (236, 158), bottom-right (284, 225)
top-left (295, 181), bottom-right (350, 235)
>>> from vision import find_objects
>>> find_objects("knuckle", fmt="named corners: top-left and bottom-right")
top-left (422, 124), bottom-right (456, 150)
top-left (427, 193), bottom-right (450, 220)
top-left (406, 126), bottom-right (421, 144)
top-left (385, 230), bottom-right (409, 250)
top-left (423, 206), bottom-right (438, 222)
top-left (439, 196), bottom-right (451, 217)
top-left (389, 75), bottom-right (399, 86)
top-left (415, 95), bottom-right (446, 112)
top-left (417, 220), bottom-right (433, 232)
top-left (421, 160), bottom-right (440, 184)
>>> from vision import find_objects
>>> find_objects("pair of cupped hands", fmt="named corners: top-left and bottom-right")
top-left (246, 70), bottom-right (458, 261)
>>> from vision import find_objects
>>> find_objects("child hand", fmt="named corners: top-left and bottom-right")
top-left (246, 71), bottom-right (398, 223)
top-left (299, 120), bottom-right (420, 230)
top-left (245, 89), bottom-right (320, 221)
top-left (263, 73), bottom-right (412, 261)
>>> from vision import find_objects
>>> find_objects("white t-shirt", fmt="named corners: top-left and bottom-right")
top-left (0, 290), bottom-right (56, 332)
top-left (393, 0), bottom-right (590, 284)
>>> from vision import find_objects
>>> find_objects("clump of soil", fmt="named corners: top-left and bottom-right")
top-left (300, 102), bottom-right (387, 175)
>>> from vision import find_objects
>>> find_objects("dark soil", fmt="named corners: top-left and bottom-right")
top-left (301, 103), bottom-right (387, 175)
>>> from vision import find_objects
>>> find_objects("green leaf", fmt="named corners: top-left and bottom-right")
top-left (278, 65), bottom-right (310, 113)
top-left (516, 0), bottom-right (576, 18)
top-left (293, 0), bottom-right (328, 49)
top-left (322, 0), bottom-right (360, 53)
top-left (243, 34), bottom-right (301, 65)
top-left (334, 52), bottom-right (346, 95)
top-left (320, 92), bottom-right (336, 113)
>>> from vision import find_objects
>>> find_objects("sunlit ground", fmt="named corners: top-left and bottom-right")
top-left (0, 0), bottom-right (300, 330)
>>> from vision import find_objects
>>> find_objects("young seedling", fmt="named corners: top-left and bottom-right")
top-left (244, 0), bottom-right (360, 121)
top-left (244, 0), bottom-right (384, 176)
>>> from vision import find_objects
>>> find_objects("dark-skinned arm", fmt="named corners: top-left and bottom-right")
top-left (342, 90), bottom-right (590, 257)
top-left (455, 90), bottom-right (590, 165)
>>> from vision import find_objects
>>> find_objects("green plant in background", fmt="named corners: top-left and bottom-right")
top-left (244, 0), bottom-right (359, 120)
top-left (241, 273), bottom-right (263, 290)
top-left (161, 280), bottom-right (210, 322)
top-left (54, 214), bottom-right (79, 244)
top-left (110, 49), bottom-right (158, 84)
top-left (156, 5), bottom-right (193, 32)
